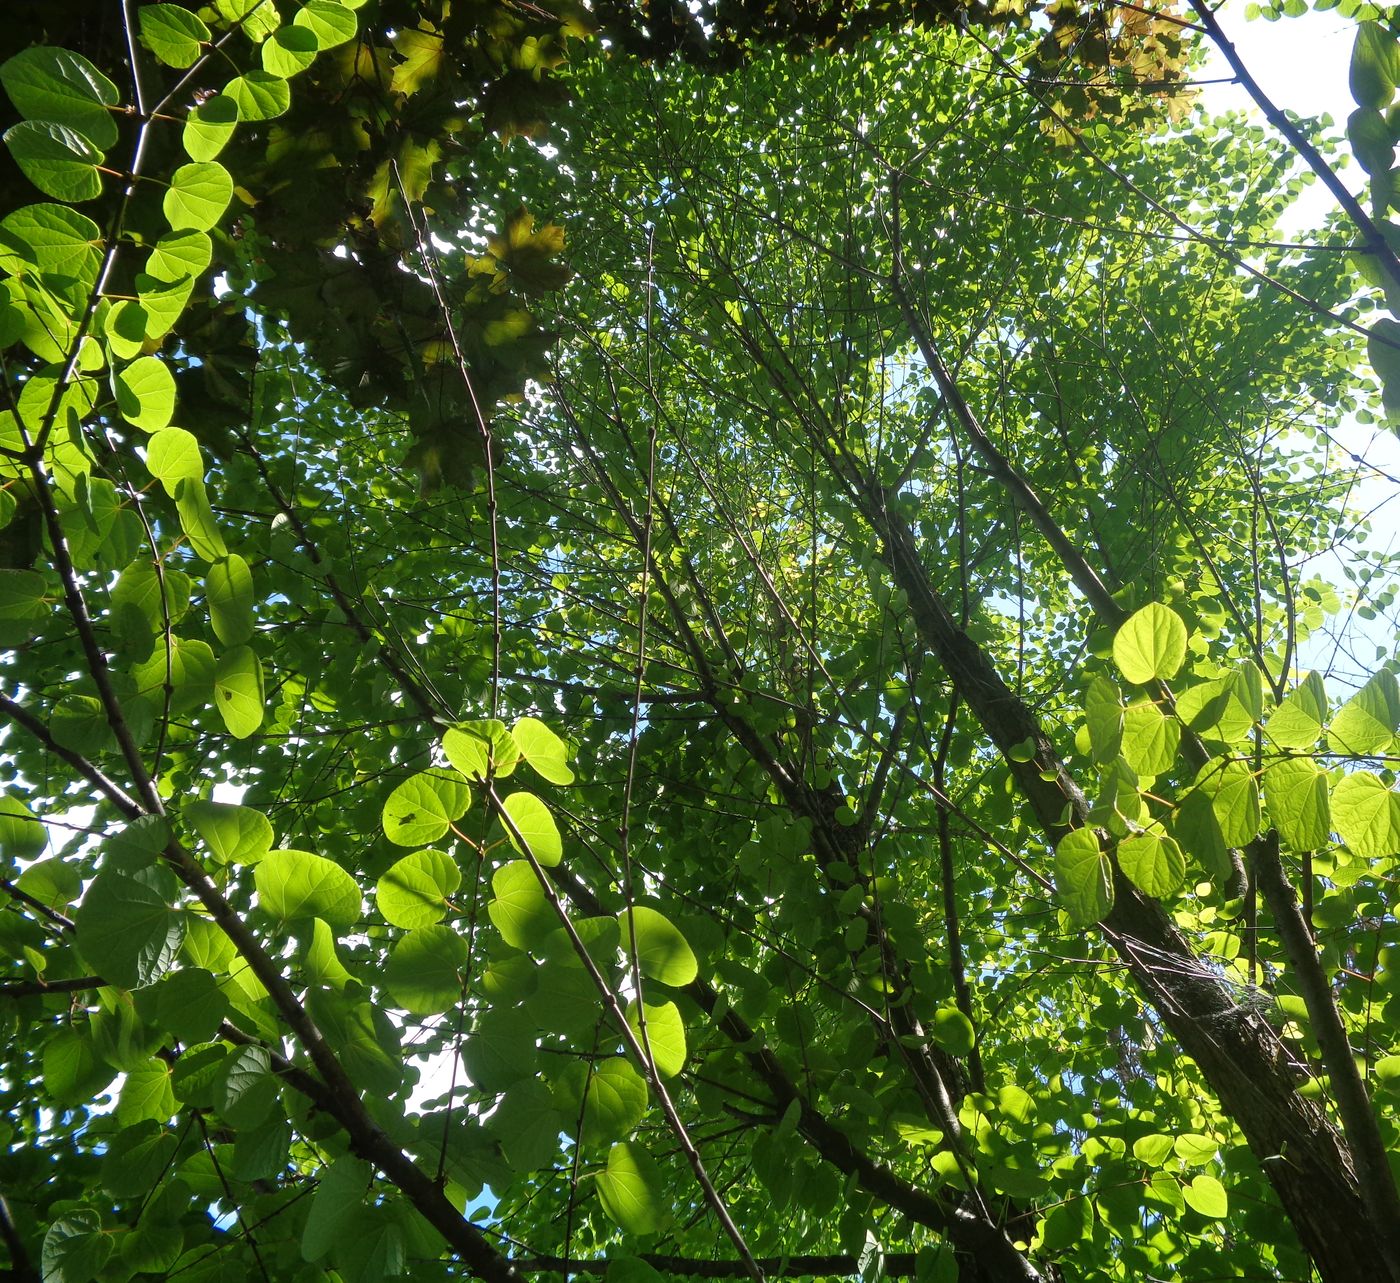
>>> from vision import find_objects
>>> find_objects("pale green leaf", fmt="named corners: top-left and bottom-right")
top-left (207, 553), bottom-right (254, 645)
top-left (295, 0), bottom-right (359, 49)
top-left (1, 46), bottom-right (120, 149)
top-left (1054, 827), bottom-right (1113, 925)
top-left (182, 94), bottom-right (238, 163)
top-left (1330, 771), bottom-right (1400, 858)
top-left (1117, 830), bottom-right (1186, 898)
top-left (1264, 758), bottom-right (1331, 850)
top-left (256, 848), bottom-right (361, 929)
top-left (1120, 701), bottom-right (1179, 777)
top-left (184, 798), bottom-right (272, 864)
top-left (376, 848), bottom-right (460, 929)
top-left (1113, 603), bottom-right (1188, 684)
top-left (626, 999), bottom-right (686, 1078)
top-left (597, 1142), bottom-right (668, 1235)
top-left (163, 162), bottom-right (233, 232)
top-left (213, 644), bottom-right (264, 739)
top-left (381, 769), bottom-right (470, 847)
top-left (513, 715), bottom-right (575, 784)
top-left (488, 859), bottom-right (556, 950)
top-left (5, 120), bottom-right (103, 202)
top-left (139, 5), bottom-right (212, 67)
top-left (146, 425), bottom-right (202, 491)
top-left (501, 790), bottom-right (563, 866)
top-left (619, 906), bottom-right (697, 987)
top-left (1328, 670), bottom-right (1400, 755)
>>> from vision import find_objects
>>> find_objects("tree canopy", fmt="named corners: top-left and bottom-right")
top-left (2, 4), bottom-right (1400, 1283)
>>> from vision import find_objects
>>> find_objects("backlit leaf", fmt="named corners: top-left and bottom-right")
top-left (1054, 827), bottom-right (1113, 925)
top-left (597, 1142), bottom-right (668, 1235)
top-left (1113, 603), bottom-right (1188, 684)
top-left (256, 848), bottom-right (361, 929)
top-left (377, 848), bottom-right (460, 929)
top-left (619, 906), bottom-right (697, 987)
top-left (500, 790), bottom-right (563, 865)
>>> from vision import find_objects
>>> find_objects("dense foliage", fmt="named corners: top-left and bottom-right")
top-left (1, 4), bottom-right (1400, 1283)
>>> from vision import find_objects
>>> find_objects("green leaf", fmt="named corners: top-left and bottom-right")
top-left (1054, 827), bottom-right (1113, 925)
top-left (376, 848), bottom-right (461, 929)
top-left (385, 924), bottom-right (467, 1014)
top-left (1195, 759), bottom-right (1260, 847)
top-left (163, 162), bottom-right (233, 232)
top-left (578, 1058), bottom-right (648, 1146)
top-left (153, 967), bottom-right (230, 1044)
top-left (295, 0), bottom-right (359, 49)
top-left (0, 569), bottom-right (49, 645)
top-left (207, 553), bottom-right (254, 645)
top-left (627, 1000), bottom-right (686, 1078)
top-left (1182, 1174), bottom-right (1228, 1219)
top-left (139, 5), bottom-right (212, 67)
top-left (136, 271), bottom-right (194, 340)
top-left (463, 1004), bottom-right (540, 1092)
top-left (214, 643), bottom-right (264, 739)
top-left (1084, 675), bottom-right (1123, 763)
top-left (74, 870), bottom-right (184, 989)
top-left (1330, 771), bottom-right (1400, 858)
top-left (443, 719), bottom-right (519, 780)
top-left (1170, 785), bottom-right (1231, 879)
top-left (15, 855), bottom-right (79, 907)
top-left (215, 0), bottom-right (281, 41)
top-left (513, 716), bottom-right (575, 784)
top-left (4, 120), bottom-right (103, 202)
top-left (1173, 1133), bottom-right (1218, 1165)
top-left (1112, 603), bottom-right (1188, 684)
top-left (597, 1141), bottom-right (668, 1235)
top-left (0, 203), bottom-right (103, 286)
top-left (42, 1209), bottom-right (113, 1283)
top-left (0, 795), bottom-right (47, 865)
top-left (1351, 21), bottom-right (1400, 108)
top-left (145, 428), bottom-right (203, 493)
top-left (1117, 830), bottom-right (1186, 898)
top-left (332, 1206), bottom-right (406, 1283)
top-left (226, 71), bottom-right (291, 121)
top-left (487, 859), bottom-right (556, 950)
top-left (102, 1121), bottom-right (179, 1197)
top-left (1, 46), bottom-right (120, 150)
top-left (147, 229), bottom-right (212, 284)
top-left (1132, 1134), bottom-right (1174, 1167)
top-left (174, 476), bottom-right (227, 561)
top-left (303, 916), bottom-right (352, 988)
top-left (381, 769), bottom-right (471, 847)
top-left (1265, 671), bottom-right (1327, 749)
top-left (262, 26), bottom-right (320, 77)
top-left (491, 1080), bottom-right (566, 1171)
top-left (216, 1043), bottom-right (277, 1127)
top-left (256, 848), bottom-right (361, 929)
top-left (1120, 701), bottom-right (1179, 777)
top-left (131, 636), bottom-right (216, 710)
top-left (619, 906), bottom-right (698, 987)
top-left (1328, 670), bottom-right (1400, 755)
top-left (115, 357), bottom-right (176, 432)
top-left (1264, 758), bottom-right (1331, 850)
top-left (182, 94), bottom-right (238, 163)
top-left (307, 986), bottom-right (402, 1097)
top-left (43, 1026), bottom-right (116, 1106)
top-left (302, 1156), bottom-right (372, 1262)
top-left (932, 1006), bottom-right (975, 1056)
top-left (1349, 106), bottom-right (1394, 175)
top-left (115, 1058), bottom-right (177, 1124)
top-left (500, 790), bottom-right (563, 866)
